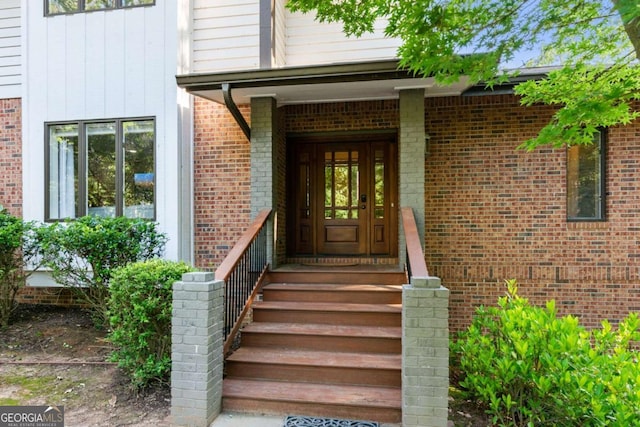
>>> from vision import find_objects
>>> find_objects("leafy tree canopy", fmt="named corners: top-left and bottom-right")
top-left (287, 0), bottom-right (640, 149)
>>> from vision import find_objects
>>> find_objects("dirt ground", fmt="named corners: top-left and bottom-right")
top-left (0, 305), bottom-right (170, 427)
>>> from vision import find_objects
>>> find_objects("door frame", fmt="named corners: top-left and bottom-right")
top-left (286, 131), bottom-right (398, 258)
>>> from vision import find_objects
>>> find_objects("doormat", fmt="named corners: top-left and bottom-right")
top-left (284, 415), bottom-right (379, 427)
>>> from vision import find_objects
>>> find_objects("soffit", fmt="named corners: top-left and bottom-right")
top-left (176, 60), bottom-right (473, 106)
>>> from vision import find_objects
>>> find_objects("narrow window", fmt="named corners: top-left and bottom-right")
top-left (47, 124), bottom-right (79, 219)
top-left (567, 131), bottom-right (605, 221)
top-left (122, 119), bottom-right (155, 219)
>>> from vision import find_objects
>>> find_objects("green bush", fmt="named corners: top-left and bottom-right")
top-left (0, 209), bottom-right (39, 327)
top-left (108, 259), bottom-right (194, 389)
top-left (452, 279), bottom-right (640, 427)
top-left (36, 216), bottom-right (167, 327)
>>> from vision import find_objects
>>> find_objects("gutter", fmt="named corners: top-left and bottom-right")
top-left (222, 83), bottom-right (251, 141)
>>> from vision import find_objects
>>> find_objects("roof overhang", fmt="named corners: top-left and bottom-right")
top-left (176, 60), bottom-right (473, 106)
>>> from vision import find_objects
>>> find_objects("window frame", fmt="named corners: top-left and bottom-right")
top-left (566, 130), bottom-right (606, 222)
top-left (44, 117), bottom-right (156, 221)
top-left (45, 0), bottom-right (155, 16)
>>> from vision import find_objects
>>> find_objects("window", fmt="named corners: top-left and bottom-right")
top-left (566, 131), bottom-right (605, 221)
top-left (46, 0), bottom-right (154, 15)
top-left (46, 118), bottom-right (155, 220)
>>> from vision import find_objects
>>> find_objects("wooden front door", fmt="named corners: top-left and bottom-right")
top-left (288, 135), bottom-right (397, 257)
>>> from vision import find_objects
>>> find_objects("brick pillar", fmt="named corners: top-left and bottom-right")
top-left (171, 272), bottom-right (224, 427)
top-left (399, 89), bottom-right (426, 262)
top-left (250, 97), bottom-right (277, 267)
top-left (402, 276), bottom-right (450, 427)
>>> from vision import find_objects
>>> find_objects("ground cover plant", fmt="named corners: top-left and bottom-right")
top-left (452, 280), bottom-right (640, 426)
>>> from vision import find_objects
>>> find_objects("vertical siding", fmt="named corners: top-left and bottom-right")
top-left (284, 10), bottom-right (399, 66)
top-left (273, 0), bottom-right (286, 67)
top-left (22, 2), bottom-right (182, 259)
top-left (192, 0), bottom-right (260, 72)
top-left (0, 0), bottom-right (20, 97)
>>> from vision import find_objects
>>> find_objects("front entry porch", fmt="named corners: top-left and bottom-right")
top-left (170, 208), bottom-right (450, 427)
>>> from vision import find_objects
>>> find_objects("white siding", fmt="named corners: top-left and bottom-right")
top-left (192, 0), bottom-right (260, 73)
top-left (284, 10), bottom-right (399, 67)
top-left (273, 0), bottom-right (286, 67)
top-left (23, 2), bottom-right (182, 260)
top-left (0, 0), bottom-right (20, 97)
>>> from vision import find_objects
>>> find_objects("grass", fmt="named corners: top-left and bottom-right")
top-left (0, 369), bottom-right (86, 406)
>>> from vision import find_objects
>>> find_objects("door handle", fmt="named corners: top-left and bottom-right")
top-left (360, 194), bottom-right (367, 203)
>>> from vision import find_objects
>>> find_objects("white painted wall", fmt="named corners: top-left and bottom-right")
top-left (284, 9), bottom-right (399, 67)
top-left (0, 0), bottom-right (20, 98)
top-left (273, 0), bottom-right (286, 67)
top-left (192, 0), bottom-right (260, 72)
top-left (22, 1), bottom-right (182, 260)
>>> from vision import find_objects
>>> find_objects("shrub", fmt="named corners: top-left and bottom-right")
top-left (108, 259), bottom-right (194, 389)
top-left (452, 279), bottom-right (640, 427)
top-left (0, 209), bottom-right (39, 327)
top-left (36, 216), bottom-right (167, 328)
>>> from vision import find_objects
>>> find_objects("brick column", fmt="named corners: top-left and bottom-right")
top-left (171, 272), bottom-right (224, 427)
top-left (250, 97), bottom-right (277, 267)
top-left (402, 276), bottom-right (450, 427)
top-left (399, 89), bottom-right (426, 262)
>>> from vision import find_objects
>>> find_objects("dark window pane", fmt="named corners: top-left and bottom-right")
top-left (123, 0), bottom-right (154, 5)
top-left (123, 120), bottom-right (154, 219)
top-left (48, 0), bottom-right (80, 14)
top-left (48, 124), bottom-right (79, 219)
top-left (86, 122), bottom-right (117, 217)
top-left (567, 133), bottom-right (603, 220)
top-left (85, 0), bottom-right (116, 10)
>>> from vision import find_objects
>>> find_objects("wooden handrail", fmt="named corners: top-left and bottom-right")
top-left (401, 207), bottom-right (429, 278)
top-left (215, 209), bottom-right (271, 282)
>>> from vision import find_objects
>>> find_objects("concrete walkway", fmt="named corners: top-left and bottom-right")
top-left (210, 413), bottom-right (284, 427)
top-left (209, 412), bottom-right (402, 427)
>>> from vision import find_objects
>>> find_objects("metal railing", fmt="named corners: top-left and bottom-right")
top-left (401, 207), bottom-right (429, 281)
top-left (215, 209), bottom-right (271, 356)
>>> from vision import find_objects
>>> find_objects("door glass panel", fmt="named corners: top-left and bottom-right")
top-left (324, 149), bottom-right (359, 219)
top-left (374, 149), bottom-right (385, 219)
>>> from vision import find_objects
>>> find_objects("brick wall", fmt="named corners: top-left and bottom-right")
top-left (0, 98), bottom-right (22, 216)
top-left (17, 287), bottom-right (86, 306)
top-left (285, 100), bottom-right (399, 133)
top-left (425, 95), bottom-right (640, 330)
top-left (193, 98), bottom-right (252, 269)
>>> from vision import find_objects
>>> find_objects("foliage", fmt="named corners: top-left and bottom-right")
top-left (452, 280), bottom-right (640, 426)
top-left (287, 0), bottom-right (640, 148)
top-left (0, 209), bottom-right (40, 328)
top-left (108, 259), bottom-right (194, 389)
top-left (36, 216), bottom-right (167, 328)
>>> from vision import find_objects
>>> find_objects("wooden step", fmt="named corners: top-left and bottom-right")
top-left (226, 347), bottom-right (401, 387)
top-left (222, 378), bottom-right (402, 424)
top-left (262, 283), bottom-right (402, 304)
top-left (252, 301), bottom-right (401, 326)
top-left (265, 270), bottom-right (407, 286)
top-left (240, 322), bottom-right (401, 354)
